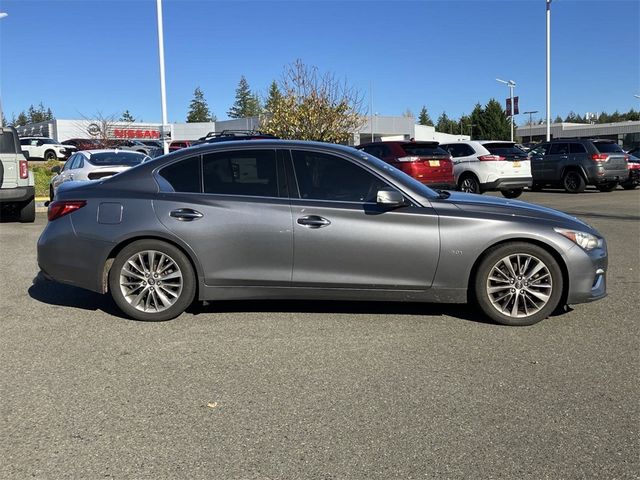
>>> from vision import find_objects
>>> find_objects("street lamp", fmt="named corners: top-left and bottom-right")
top-left (156, 0), bottom-right (169, 155)
top-left (469, 123), bottom-right (477, 140)
top-left (496, 78), bottom-right (516, 141)
top-left (546, 0), bottom-right (552, 141)
top-left (523, 110), bottom-right (539, 143)
top-left (0, 12), bottom-right (7, 127)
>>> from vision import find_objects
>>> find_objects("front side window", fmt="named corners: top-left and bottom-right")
top-left (549, 143), bottom-right (569, 155)
top-left (159, 156), bottom-right (201, 193)
top-left (570, 143), bottom-right (587, 154)
top-left (292, 150), bottom-right (386, 203)
top-left (203, 149), bottom-right (278, 197)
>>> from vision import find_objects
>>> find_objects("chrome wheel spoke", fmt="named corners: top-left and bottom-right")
top-left (120, 249), bottom-right (183, 313)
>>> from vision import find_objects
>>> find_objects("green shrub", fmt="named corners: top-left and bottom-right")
top-left (30, 160), bottom-right (63, 198)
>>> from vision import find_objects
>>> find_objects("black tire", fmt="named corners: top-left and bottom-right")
top-left (44, 150), bottom-right (57, 161)
top-left (596, 182), bottom-right (618, 192)
top-left (621, 182), bottom-right (637, 190)
top-left (458, 174), bottom-right (481, 194)
top-left (473, 242), bottom-right (564, 326)
top-left (108, 240), bottom-right (196, 321)
top-left (501, 188), bottom-right (523, 199)
top-left (0, 159), bottom-right (4, 188)
top-left (18, 198), bottom-right (36, 223)
top-left (562, 170), bottom-right (586, 193)
top-left (530, 183), bottom-right (543, 192)
top-left (49, 186), bottom-right (54, 202)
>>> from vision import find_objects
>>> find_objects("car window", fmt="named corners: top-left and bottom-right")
top-left (549, 143), bottom-right (569, 155)
top-left (570, 143), bottom-right (587, 154)
top-left (291, 150), bottom-right (387, 203)
top-left (62, 155), bottom-right (75, 171)
top-left (594, 142), bottom-right (625, 154)
top-left (483, 143), bottom-right (527, 156)
top-left (202, 149), bottom-right (279, 198)
top-left (361, 145), bottom-right (384, 159)
top-left (159, 156), bottom-right (201, 193)
top-left (20, 138), bottom-right (31, 146)
top-left (529, 144), bottom-right (550, 156)
top-left (88, 151), bottom-right (146, 166)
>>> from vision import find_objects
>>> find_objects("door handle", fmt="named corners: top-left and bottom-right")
top-left (297, 215), bottom-right (331, 228)
top-left (170, 208), bottom-right (204, 221)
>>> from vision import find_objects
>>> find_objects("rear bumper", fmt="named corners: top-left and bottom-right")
top-left (480, 177), bottom-right (532, 191)
top-left (0, 186), bottom-right (35, 204)
top-left (622, 169), bottom-right (640, 186)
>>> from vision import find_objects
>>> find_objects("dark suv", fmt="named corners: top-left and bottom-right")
top-left (528, 139), bottom-right (629, 193)
top-left (195, 130), bottom-right (278, 145)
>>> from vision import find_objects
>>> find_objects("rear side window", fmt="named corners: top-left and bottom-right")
top-left (483, 143), bottom-right (527, 156)
top-left (1, 132), bottom-right (19, 154)
top-left (401, 144), bottom-right (447, 156)
top-left (202, 149), bottom-right (278, 197)
top-left (549, 143), bottom-right (569, 155)
top-left (159, 156), bottom-right (201, 193)
top-left (594, 142), bottom-right (624, 153)
top-left (442, 144), bottom-right (475, 157)
top-left (292, 150), bottom-right (386, 202)
top-left (570, 143), bottom-right (587, 154)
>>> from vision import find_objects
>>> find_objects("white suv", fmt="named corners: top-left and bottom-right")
top-left (439, 141), bottom-right (532, 198)
top-left (20, 137), bottom-right (75, 161)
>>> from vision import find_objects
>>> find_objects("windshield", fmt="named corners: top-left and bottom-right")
top-left (354, 149), bottom-right (438, 199)
top-left (594, 142), bottom-right (625, 153)
top-left (88, 151), bottom-right (146, 166)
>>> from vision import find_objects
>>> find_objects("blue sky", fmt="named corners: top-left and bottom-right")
top-left (1, 0), bottom-right (638, 125)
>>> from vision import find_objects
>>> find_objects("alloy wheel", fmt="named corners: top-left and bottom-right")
top-left (460, 177), bottom-right (479, 193)
top-left (119, 250), bottom-right (183, 313)
top-left (486, 253), bottom-right (552, 318)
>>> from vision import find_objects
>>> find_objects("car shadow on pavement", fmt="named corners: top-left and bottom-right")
top-left (188, 299), bottom-right (497, 325)
top-left (28, 272), bottom-right (128, 319)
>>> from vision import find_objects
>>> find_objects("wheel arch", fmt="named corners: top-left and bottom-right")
top-left (466, 237), bottom-right (569, 307)
top-left (560, 165), bottom-right (588, 180)
top-left (101, 234), bottom-right (202, 298)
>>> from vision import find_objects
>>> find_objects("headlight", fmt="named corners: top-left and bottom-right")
top-left (554, 228), bottom-right (603, 251)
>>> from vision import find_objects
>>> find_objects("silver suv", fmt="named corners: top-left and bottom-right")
top-left (0, 126), bottom-right (36, 222)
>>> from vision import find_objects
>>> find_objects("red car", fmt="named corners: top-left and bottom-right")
top-left (357, 141), bottom-right (455, 190)
top-left (169, 140), bottom-right (194, 152)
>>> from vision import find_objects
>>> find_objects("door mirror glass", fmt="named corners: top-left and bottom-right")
top-left (376, 189), bottom-right (405, 207)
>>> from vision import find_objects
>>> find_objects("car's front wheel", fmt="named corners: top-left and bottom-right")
top-left (108, 240), bottom-right (196, 321)
top-left (473, 242), bottom-right (564, 326)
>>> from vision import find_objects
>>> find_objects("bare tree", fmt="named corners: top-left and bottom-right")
top-left (75, 111), bottom-right (120, 146)
top-left (260, 60), bottom-right (365, 143)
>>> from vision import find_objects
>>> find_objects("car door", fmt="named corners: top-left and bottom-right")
top-left (286, 148), bottom-right (440, 289)
top-left (546, 143), bottom-right (569, 182)
top-left (152, 149), bottom-right (294, 287)
top-left (52, 154), bottom-right (78, 191)
top-left (528, 143), bottom-right (549, 182)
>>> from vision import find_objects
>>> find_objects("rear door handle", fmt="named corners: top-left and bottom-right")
top-left (297, 215), bottom-right (331, 228)
top-left (170, 208), bottom-right (203, 221)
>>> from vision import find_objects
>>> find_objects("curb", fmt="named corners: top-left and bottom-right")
top-left (35, 197), bottom-right (48, 213)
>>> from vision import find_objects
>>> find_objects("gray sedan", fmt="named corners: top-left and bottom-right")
top-left (38, 140), bottom-right (607, 326)
top-left (49, 149), bottom-right (149, 201)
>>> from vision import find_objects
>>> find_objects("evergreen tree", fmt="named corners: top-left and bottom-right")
top-left (436, 112), bottom-right (452, 133)
top-left (186, 87), bottom-right (215, 122)
top-left (554, 115), bottom-right (563, 123)
top-left (477, 99), bottom-right (510, 140)
top-left (26, 102), bottom-right (54, 123)
top-left (402, 108), bottom-right (414, 119)
top-left (228, 76), bottom-right (261, 118)
top-left (418, 106), bottom-right (433, 126)
top-left (264, 81), bottom-right (282, 114)
top-left (15, 112), bottom-right (28, 126)
top-left (120, 110), bottom-right (135, 122)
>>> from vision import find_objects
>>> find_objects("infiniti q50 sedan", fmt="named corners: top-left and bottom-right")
top-left (37, 140), bottom-right (607, 326)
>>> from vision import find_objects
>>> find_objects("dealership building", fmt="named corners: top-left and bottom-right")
top-left (517, 121), bottom-right (640, 149)
top-left (14, 116), bottom-right (469, 145)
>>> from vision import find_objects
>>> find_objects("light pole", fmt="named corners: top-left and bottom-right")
top-left (0, 12), bottom-right (7, 127)
top-left (469, 123), bottom-right (477, 140)
top-left (156, 0), bottom-right (169, 155)
top-left (523, 110), bottom-right (539, 143)
top-left (496, 78), bottom-right (516, 142)
top-left (546, 0), bottom-right (552, 141)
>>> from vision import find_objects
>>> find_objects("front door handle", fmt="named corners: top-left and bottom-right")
top-left (297, 215), bottom-right (331, 228)
top-left (170, 208), bottom-right (204, 221)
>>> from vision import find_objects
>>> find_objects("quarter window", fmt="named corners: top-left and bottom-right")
top-left (202, 149), bottom-right (278, 197)
top-left (570, 143), bottom-right (587, 154)
top-left (549, 143), bottom-right (569, 155)
top-left (159, 156), bottom-right (202, 193)
top-left (291, 150), bottom-right (386, 202)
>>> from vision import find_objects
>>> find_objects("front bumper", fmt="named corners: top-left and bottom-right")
top-left (564, 240), bottom-right (608, 305)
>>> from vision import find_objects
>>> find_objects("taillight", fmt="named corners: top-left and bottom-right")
top-left (396, 156), bottom-right (421, 162)
top-left (591, 153), bottom-right (609, 162)
top-left (478, 155), bottom-right (505, 161)
top-left (47, 200), bottom-right (86, 221)
top-left (19, 160), bottom-right (29, 179)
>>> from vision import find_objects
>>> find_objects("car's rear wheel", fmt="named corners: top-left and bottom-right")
top-left (530, 183), bottom-right (543, 192)
top-left (473, 242), bottom-right (563, 326)
top-left (49, 186), bottom-right (55, 202)
top-left (621, 182), bottom-right (637, 190)
top-left (44, 150), bottom-right (57, 161)
top-left (458, 174), bottom-right (481, 194)
top-left (108, 240), bottom-right (196, 321)
top-left (596, 182), bottom-right (618, 192)
top-left (18, 198), bottom-right (36, 223)
top-left (501, 188), bottom-right (523, 199)
top-left (562, 171), bottom-right (586, 193)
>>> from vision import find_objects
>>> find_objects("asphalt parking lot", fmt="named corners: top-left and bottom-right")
top-left (1, 188), bottom-right (638, 479)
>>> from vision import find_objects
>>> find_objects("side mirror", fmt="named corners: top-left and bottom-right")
top-left (51, 165), bottom-right (61, 174)
top-left (376, 189), bottom-right (405, 207)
